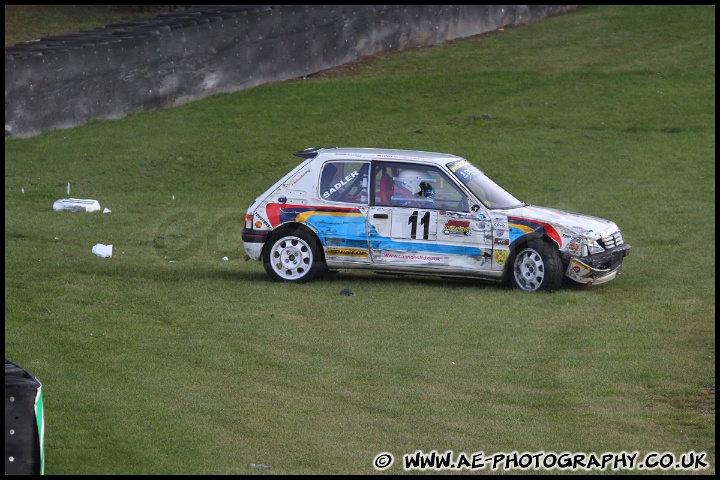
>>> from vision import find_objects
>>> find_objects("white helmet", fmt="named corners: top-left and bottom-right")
top-left (395, 169), bottom-right (426, 195)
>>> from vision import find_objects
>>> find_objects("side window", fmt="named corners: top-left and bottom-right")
top-left (374, 162), bottom-right (469, 212)
top-left (374, 164), bottom-right (396, 206)
top-left (319, 161), bottom-right (369, 204)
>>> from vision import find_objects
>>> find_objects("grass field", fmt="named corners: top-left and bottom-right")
top-left (4, 5), bottom-right (180, 47)
top-left (4, 5), bottom-right (715, 475)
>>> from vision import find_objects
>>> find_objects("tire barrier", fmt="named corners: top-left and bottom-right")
top-left (5, 359), bottom-right (45, 475)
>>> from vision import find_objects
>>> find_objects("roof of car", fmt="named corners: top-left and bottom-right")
top-left (294, 147), bottom-right (464, 163)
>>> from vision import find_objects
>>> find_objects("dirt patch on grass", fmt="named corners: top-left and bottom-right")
top-left (670, 384), bottom-right (715, 415)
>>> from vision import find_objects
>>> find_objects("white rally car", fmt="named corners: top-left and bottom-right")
top-left (242, 147), bottom-right (631, 291)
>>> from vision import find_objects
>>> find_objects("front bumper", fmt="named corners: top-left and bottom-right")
top-left (564, 243), bottom-right (631, 286)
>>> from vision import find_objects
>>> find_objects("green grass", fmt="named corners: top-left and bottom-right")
top-left (5, 5), bottom-right (715, 475)
top-left (4, 5), bottom-right (182, 47)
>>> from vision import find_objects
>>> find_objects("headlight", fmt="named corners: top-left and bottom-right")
top-left (584, 239), bottom-right (605, 256)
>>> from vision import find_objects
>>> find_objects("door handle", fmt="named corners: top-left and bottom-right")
top-left (373, 213), bottom-right (388, 219)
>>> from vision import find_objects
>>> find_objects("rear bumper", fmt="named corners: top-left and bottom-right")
top-left (242, 228), bottom-right (269, 261)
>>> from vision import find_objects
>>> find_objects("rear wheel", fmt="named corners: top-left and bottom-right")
top-left (509, 240), bottom-right (563, 292)
top-left (263, 228), bottom-right (321, 283)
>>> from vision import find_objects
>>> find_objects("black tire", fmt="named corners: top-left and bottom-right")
top-left (508, 240), bottom-right (563, 292)
top-left (263, 228), bottom-right (321, 283)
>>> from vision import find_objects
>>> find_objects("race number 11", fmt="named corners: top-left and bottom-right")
top-left (391, 210), bottom-right (437, 240)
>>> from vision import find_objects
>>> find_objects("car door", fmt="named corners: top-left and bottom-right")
top-left (309, 160), bottom-right (372, 265)
top-left (366, 162), bottom-right (494, 273)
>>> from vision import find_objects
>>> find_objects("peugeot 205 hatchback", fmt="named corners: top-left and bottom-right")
top-left (242, 147), bottom-right (631, 292)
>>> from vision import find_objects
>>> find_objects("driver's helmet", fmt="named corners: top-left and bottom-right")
top-left (396, 170), bottom-right (432, 198)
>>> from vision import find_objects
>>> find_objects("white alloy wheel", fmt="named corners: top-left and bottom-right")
top-left (264, 232), bottom-right (319, 282)
top-left (509, 240), bottom-right (563, 292)
top-left (513, 247), bottom-right (546, 292)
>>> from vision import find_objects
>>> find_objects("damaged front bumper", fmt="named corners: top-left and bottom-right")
top-left (564, 243), bottom-right (632, 286)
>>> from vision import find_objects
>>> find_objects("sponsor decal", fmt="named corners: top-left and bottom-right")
top-left (567, 258), bottom-right (591, 280)
top-left (442, 219), bottom-right (470, 236)
top-left (496, 229), bottom-right (504, 236)
top-left (493, 221), bottom-right (507, 228)
top-left (382, 252), bottom-right (444, 263)
top-left (447, 159), bottom-right (471, 172)
top-left (375, 154), bottom-right (425, 160)
top-left (322, 170), bottom-right (359, 199)
top-left (567, 241), bottom-right (580, 254)
top-left (326, 247), bottom-right (369, 258)
top-left (494, 238), bottom-right (510, 245)
top-left (494, 250), bottom-right (508, 265)
top-left (254, 213), bottom-right (272, 230)
top-left (289, 168), bottom-right (311, 185)
top-left (447, 159), bottom-right (483, 184)
top-left (477, 214), bottom-right (487, 220)
top-left (441, 211), bottom-right (471, 218)
top-left (508, 216), bottom-right (562, 247)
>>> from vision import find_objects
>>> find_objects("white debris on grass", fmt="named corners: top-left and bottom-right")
top-left (53, 198), bottom-right (101, 213)
top-left (92, 244), bottom-right (113, 258)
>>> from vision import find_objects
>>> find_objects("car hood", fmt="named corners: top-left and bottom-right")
top-left (500, 204), bottom-right (619, 239)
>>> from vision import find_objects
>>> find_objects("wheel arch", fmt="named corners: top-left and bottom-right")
top-left (504, 232), bottom-right (564, 285)
top-left (264, 222), bottom-right (327, 265)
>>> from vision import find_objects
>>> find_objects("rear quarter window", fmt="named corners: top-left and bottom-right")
top-left (319, 161), bottom-right (369, 204)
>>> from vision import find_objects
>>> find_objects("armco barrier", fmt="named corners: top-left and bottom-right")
top-left (5, 5), bottom-right (578, 139)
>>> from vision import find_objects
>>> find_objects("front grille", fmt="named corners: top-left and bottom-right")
top-left (599, 230), bottom-right (624, 249)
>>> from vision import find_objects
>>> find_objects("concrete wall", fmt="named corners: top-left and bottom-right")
top-left (5, 5), bottom-right (579, 139)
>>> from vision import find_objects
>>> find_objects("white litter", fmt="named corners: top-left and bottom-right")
top-left (92, 244), bottom-right (113, 258)
top-left (53, 198), bottom-right (101, 213)
top-left (102, 208), bottom-right (111, 214)
top-left (221, 256), bottom-right (229, 262)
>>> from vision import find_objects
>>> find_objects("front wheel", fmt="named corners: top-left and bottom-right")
top-left (509, 240), bottom-right (563, 292)
top-left (263, 229), bottom-right (321, 283)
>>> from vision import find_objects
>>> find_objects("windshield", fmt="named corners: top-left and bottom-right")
top-left (446, 159), bottom-right (524, 209)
